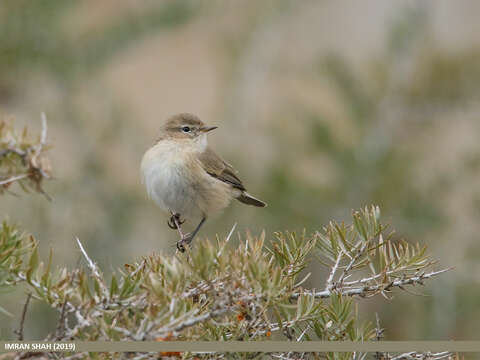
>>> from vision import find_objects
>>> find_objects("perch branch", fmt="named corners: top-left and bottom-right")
top-left (292, 268), bottom-right (450, 299)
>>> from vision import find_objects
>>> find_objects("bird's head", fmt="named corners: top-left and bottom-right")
top-left (160, 113), bottom-right (217, 142)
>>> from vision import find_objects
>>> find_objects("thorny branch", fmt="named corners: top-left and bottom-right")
top-left (270, 353), bottom-right (453, 360)
top-left (216, 222), bottom-right (237, 258)
top-left (0, 173), bottom-right (28, 186)
top-left (54, 299), bottom-right (69, 340)
top-left (292, 268), bottom-right (450, 299)
top-left (160, 306), bottom-right (230, 335)
top-left (1, 204), bottom-right (451, 360)
top-left (75, 237), bottom-right (109, 300)
top-left (325, 250), bottom-right (342, 290)
top-left (390, 352), bottom-right (452, 360)
top-left (337, 242), bottom-right (367, 285)
top-left (6, 233), bottom-right (450, 345)
top-left (0, 113), bottom-right (51, 198)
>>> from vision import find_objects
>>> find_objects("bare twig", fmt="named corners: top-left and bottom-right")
top-left (0, 174), bottom-right (29, 186)
top-left (337, 242), bottom-right (367, 285)
top-left (11, 272), bottom-right (76, 313)
top-left (60, 353), bottom-right (87, 360)
top-left (297, 326), bottom-right (309, 342)
top-left (247, 317), bottom-right (315, 339)
top-left (55, 299), bottom-right (69, 340)
top-left (390, 351), bottom-right (452, 360)
top-left (0, 148), bottom-right (26, 158)
top-left (75, 237), bottom-right (100, 278)
top-left (130, 354), bottom-right (157, 360)
top-left (150, 293), bottom-right (264, 339)
top-left (75, 237), bottom-right (109, 300)
top-left (343, 267), bottom-right (426, 287)
top-left (111, 326), bottom-right (136, 339)
top-left (181, 275), bottom-right (232, 299)
top-left (292, 268), bottom-right (450, 299)
top-left (161, 306), bottom-right (229, 335)
top-left (128, 259), bottom-right (146, 279)
top-left (138, 307), bottom-right (229, 340)
top-left (325, 250), bottom-right (342, 291)
top-left (1, 113), bottom-right (52, 198)
top-left (217, 222), bottom-right (237, 257)
top-left (15, 293), bottom-right (32, 341)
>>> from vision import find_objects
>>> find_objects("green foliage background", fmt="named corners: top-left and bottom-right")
top-left (1, 0), bottom-right (479, 341)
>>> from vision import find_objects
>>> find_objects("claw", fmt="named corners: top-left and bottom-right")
top-left (176, 233), bottom-right (193, 253)
top-left (168, 214), bottom-right (185, 230)
top-left (167, 217), bottom-right (177, 229)
top-left (176, 241), bottom-right (186, 252)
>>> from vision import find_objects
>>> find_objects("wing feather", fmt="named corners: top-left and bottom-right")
top-left (198, 148), bottom-right (246, 191)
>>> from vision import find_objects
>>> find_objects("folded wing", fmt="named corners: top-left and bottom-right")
top-left (199, 148), bottom-right (266, 207)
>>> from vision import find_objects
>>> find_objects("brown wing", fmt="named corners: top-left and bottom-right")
top-left (198, 147), bottom-right (246, 191)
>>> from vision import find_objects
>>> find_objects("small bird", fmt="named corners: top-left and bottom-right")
top-left (141, 113), bottom-right (266, 251)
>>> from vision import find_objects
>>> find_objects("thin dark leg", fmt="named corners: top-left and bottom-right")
top-left (176, 217), bottom-right (207, 252)
top-left (188, 217), bottom-right (207, 243)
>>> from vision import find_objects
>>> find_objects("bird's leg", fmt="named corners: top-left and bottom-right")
top-left (176, 217), bottom-right (206, 252)
top-left (167, 213), bottom-right (185, 230)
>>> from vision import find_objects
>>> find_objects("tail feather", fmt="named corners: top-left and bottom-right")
top-left (237, 192), bottom-right (267, 207)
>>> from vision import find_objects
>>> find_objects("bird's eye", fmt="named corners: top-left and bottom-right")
top-left (181, 126), bottom-right (191, 133)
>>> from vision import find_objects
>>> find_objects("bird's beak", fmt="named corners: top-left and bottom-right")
top-left (199, 126), bottom-right (218, 133)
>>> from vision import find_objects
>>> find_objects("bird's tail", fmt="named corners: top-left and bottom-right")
top-left (237, 192), bottom-right (267, 207)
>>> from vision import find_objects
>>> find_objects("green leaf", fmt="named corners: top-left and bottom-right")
top-left (26, 246), bottom-right (39, 283)
top-left (110, 275), bottom-right (118, 298)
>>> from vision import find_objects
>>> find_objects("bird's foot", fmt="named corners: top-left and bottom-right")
top-left (176, 233), bottom-right (194, 253)
top-left (168, 213), bottom-right (185, 230)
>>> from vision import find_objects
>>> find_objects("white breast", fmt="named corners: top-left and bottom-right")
top-left (141, 140), bottom-right (199, 217)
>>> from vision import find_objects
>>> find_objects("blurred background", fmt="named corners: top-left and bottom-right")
top-left (1, 0), bottom-right (480, 341)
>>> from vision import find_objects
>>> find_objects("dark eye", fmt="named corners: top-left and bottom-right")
top-left (181, 126), bottom-right (191, 133)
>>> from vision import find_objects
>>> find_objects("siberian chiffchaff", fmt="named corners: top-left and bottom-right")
top-left (141, 113), bottom-right (266, 251)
